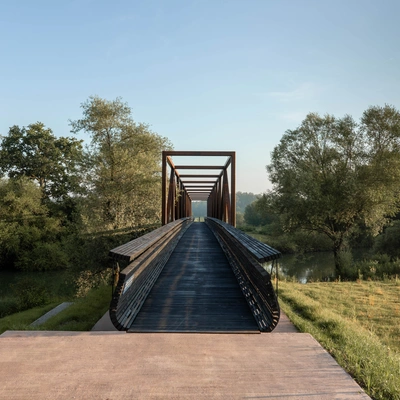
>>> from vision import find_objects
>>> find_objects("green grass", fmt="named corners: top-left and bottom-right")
top-left (0, 284), bottom-right (111, 334)
top-left (0, 302), bottom-right (59, 334)
top-left (279, 280), bottom-right (400, 400)
top-left (38, 284), bottom-right (111, 331)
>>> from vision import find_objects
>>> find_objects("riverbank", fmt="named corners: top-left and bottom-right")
top-left (278, 280), bottom-right (400, 400)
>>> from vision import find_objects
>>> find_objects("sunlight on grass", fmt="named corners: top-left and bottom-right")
top-left (0, 303), bottom-right (58, 335)
top-left (0, 285), bottom-right (111, 334)
top-left (279, 280), bottom-right (400, 400)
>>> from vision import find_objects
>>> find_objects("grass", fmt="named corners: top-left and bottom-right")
top-left (0, 284), bottom-right (111, 334)
top-left (0, 302), bottom-right (59, 334)
top-left (278, 280), bottom-right (400, 400)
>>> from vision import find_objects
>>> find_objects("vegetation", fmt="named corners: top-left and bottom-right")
top-left (279, 280), bottom-right (400, 400)
top-left (38, 284), bottom-right (111, 331)
top-left (0, 303), bottom-right (59, 335)
top-left (265, 105), bottom-right (400, 275)
top-left (70, 96), bottom-right (172, 230)
top-left (0, 284), bottom-right (110, 334)
top-left (0, 96), bottom-right (168, 275)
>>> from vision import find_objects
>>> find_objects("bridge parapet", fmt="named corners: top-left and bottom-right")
top-left (205, 217), bottom-right (281, 332)
top-left (109, 217), bottom-right (193, 330)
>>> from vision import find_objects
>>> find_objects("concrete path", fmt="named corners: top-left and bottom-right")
top-left (0, 330), bottom-right (369, 399)
top-left (92, 310), bottom-right (298, 333)
top-left (30, 302), bottom-right (73, 327)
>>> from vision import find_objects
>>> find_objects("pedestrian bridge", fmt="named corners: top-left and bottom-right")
top-left (109, 151), bottom-right (281, 332)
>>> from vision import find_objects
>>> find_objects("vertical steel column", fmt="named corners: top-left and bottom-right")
top-left (162, 152), bottom-right (167, 226)
top-left (222, 169), bottom-right (231, 223)
top-left (231, 152), bottom-right (236, 227)
top-left (167, 168), bottom-right (176, 223)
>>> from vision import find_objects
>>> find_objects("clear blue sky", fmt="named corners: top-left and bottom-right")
top-left (1, 0), bottom-right (399, 193)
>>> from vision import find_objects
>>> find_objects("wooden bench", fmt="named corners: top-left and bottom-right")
top-left (109, 218), bottom-right (193, 330)
top-left (205, 217), bottom-right (281, 332)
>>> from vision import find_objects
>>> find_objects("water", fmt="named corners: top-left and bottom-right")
top-left (264, 252), bottom-right (336, 283)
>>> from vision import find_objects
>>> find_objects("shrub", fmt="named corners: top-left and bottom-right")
top-left (11, 277), bottom-right (49, 311)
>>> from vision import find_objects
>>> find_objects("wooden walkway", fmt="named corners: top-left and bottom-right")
top-left (129, 222), bottom-right (259, 332)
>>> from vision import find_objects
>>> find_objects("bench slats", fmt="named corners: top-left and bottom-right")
top-left (205, 218), bottom-right (281, 262)
top-left (109, 218), bottom-right (190, 262)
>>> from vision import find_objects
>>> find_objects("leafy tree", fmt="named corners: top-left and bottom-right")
top-left (0, 178), bottom-right (67, 271)
top-left (236, 192), bottom-right (258, 214)
top-left (0, 122), bottom-right (85, 202)
top-left (70, 96), bottom-right (172, 230)
top-left (267, 105), bottom-right (400, 275)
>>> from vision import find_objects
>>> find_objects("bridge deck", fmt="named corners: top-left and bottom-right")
top-left (128, 222), bottom-right (259, 332)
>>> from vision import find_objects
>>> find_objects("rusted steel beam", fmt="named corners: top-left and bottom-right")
top-left (162, 151), bottom-right (235, 157)
top-left (166, 156), bottom-right (181, 179)
top-left (231, 152), bottom-right (236, 227)
top-left (180, 174), bottom-right (220, 178)
top-left (184, 185), bottom-right (214, 188)
top-left (161, 150), bottom-right (236, 225)
top-left (162, 152), bottom-right (167, 225)
top-left (180, 180), bottom-right (218, 184)
top-left (173, 165), bottom-right (226, 170)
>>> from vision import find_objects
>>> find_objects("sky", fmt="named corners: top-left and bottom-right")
top-left (1, 0), bottom-right (400, 193)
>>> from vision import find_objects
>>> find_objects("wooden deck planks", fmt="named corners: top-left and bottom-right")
top-left (128, 223), bottom-right (259, 333)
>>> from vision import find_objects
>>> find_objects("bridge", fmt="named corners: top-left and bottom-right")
top-left (0, 151), bottom-right (370, 399)
top-left (108, 151), bottom-right (281, 333)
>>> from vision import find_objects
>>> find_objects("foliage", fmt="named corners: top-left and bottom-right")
top-left (267, 105), bottom-right (400, 275)
top-left (373, 220), bottom-right (400, 258)
top-left (236, 191), bottom-right (258, 214)
top-left (0, 303), bottom-right (58, 335)
top-left (70, 96), bottom-right (172, 230)
top-left (10, 277), bottom-right (49, 310)
top-left (0, 122), bottom-right (85, 202)
top-left (279, 281), bottom-right (400, 400)
top-left (39, 284), bottom-right (111, 331)
top-left (0, 178), bottom-right (67, 271)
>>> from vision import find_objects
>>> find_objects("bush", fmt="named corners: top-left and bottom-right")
top-left (11, 277), bottom-right (49, 311)
top-left (349, 254), bottom-right (400, 280)
top-left (373, 221), bottom-right (400, 258)
top-left (0, 297), bottom-right (19, 318)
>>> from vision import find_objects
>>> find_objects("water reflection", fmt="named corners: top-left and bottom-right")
top-left (264, 252), bottom-right (336, 283)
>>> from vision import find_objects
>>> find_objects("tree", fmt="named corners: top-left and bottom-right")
top-left (70, 96), bottom-right (172, 230)
top-left (267, 105), bottom-right (400, 275)
top-left (0, 122), bottom-right (85, 202)
top-left (0, 178), bottom-right (67, 271)
top-left (236, 192), bottom-right (258, 214)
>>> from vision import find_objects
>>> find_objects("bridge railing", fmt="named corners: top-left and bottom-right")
top-left (108, 217), bottom-right (193, 330)
top-left (205, 217), bottom-right (281, 332)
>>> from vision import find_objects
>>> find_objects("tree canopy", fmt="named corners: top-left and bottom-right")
top-left (70, 96), bottom-right (172, 230)
top-left (0, 122), bottom-right (85, 201)
top-left (267, 105), bottom-right (400, 274)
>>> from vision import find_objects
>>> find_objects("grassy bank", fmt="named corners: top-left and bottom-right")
top-left (278, 280), bottom-right (400, 400)
top-left (0, 284), bottom-right (110, 335)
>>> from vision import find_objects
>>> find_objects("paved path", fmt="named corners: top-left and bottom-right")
top-left (0, 330), bottom-right (369, 399)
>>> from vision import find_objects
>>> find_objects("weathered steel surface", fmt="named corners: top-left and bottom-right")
top-left (128, 223), bottom-right (259, 332)
top-left (109, 219), bottom-right (193, 330)
top-left (206, 217), bottom-right (281, 262)
top-left (162, 151), bottom-right (236, 225)
top-left (0, 331), bottom-right (370, 399)
top-left (109, 219), bottom-right (190, 262)
top-left (206, 218), bottom-right (280, 331)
